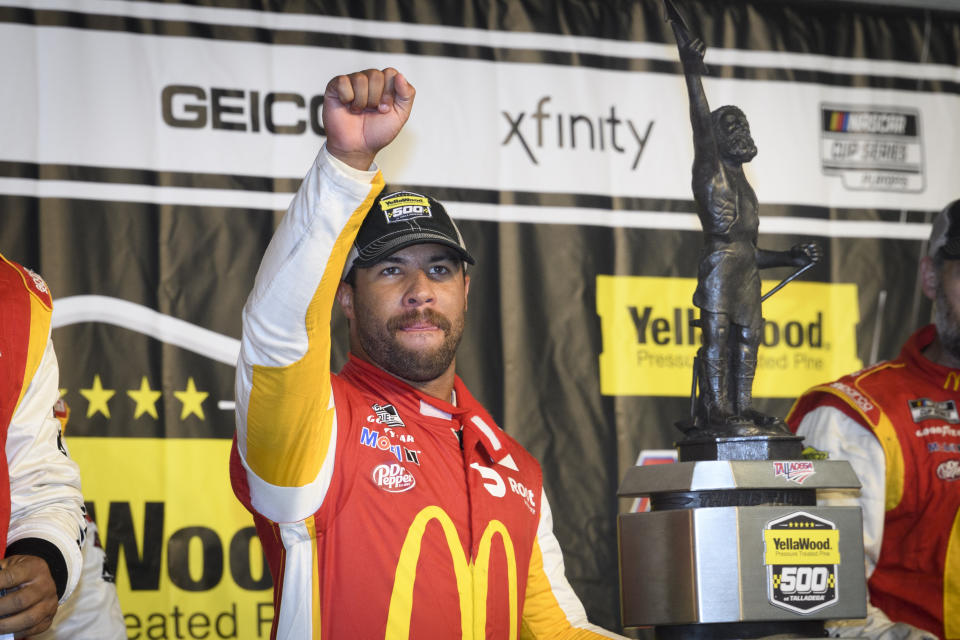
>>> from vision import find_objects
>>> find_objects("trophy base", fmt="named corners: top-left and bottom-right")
top-left (675, 434), bottom-right (805, 462)
top-left (654, 619), bottom-right (826, 639)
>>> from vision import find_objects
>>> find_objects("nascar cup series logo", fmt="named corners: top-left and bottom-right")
top-left (763, 512), bottom-right (840, 614)
top-left (372, 463), bottom-right (416, 493)
top-left (820, 103), bottom-right (924, 192)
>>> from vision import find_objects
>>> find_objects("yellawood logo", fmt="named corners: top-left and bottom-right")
top-left (596, 276), bottom-right (861, 397)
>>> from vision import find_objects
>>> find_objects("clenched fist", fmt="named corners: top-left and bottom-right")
top-left (322, 67), bottom-right (416, 170)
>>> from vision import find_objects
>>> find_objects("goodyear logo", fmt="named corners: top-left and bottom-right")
top-left (380, 192), bottom-right (432, 223)
top-left (820, 103), bottom-right (924, 193)
top-left (596, 276), bottom-right (861, 397)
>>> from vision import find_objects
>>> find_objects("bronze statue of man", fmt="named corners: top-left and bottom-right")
top-left (675, 27), bottom-right (820, 432)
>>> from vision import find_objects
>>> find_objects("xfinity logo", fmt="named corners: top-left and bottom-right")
top-left (502, 96), bottom-right (654, 169)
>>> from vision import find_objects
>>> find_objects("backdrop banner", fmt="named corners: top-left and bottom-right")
top-left (2, 0), bottom-right (958, 636)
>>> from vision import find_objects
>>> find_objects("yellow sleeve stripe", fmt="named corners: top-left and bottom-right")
top-left (245, 172), bottom-right (385, 487)
top-left (520, 539), bottom-right (576, 639)
top-left (945, 509), bottom-right (960, 639)
top-left (14, 295), bottom-right (53, 415)
top-left (874, 412), bottom-right (905, 511)
top-left (799, 381), bottom-right (905, 511)
top-left (308, 514), bottom-right (322, 640)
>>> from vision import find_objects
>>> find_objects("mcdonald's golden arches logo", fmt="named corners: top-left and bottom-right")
top-left (944, 372), bottom-right (960, 392)
top-left (386, 506), bottom-right (519, 640)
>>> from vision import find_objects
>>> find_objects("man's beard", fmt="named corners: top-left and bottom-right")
top-left (355, 305), bottom-right (464, 383)
top-left (724, 135), bottom-right (757, 163)
top-left (935, 280), bottom-right (960, 361)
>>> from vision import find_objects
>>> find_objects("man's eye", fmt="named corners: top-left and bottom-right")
top-left (381, 266), bottom-right (401, 276)
top-left (430, 265), bottom-right (451, 275)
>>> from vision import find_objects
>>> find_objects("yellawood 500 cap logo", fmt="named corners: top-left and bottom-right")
top-left (596, 276), bottom-right (861, 397)
top-left (387, 506), bottom-right (518, 640)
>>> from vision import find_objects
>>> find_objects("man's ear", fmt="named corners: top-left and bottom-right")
top-left (463, 273), bottom-right (470, 311)
top-left (336, 281), bottom-right (355, 320)
top-left (920, 256), bottom-right (938, 302)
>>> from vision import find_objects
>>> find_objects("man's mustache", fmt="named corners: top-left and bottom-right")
top-left (387, 309), bottom-right (452, 333)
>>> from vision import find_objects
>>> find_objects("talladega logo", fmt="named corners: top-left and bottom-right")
top-left (773, 461), bottom-right (816, 485)
top-left (372, 463), bottom-right (416, 493)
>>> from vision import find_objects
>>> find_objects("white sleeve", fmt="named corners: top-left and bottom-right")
top-left (521, 489), bottom-right (628, 639)
top-left (796, 406), bottom-right (934, 640)
top-left (234, 145), bottom-right (381, 524)
top-left (7, 340), bottom-right (85, 603)
top-left (796, 405), bottom-right (885, 575)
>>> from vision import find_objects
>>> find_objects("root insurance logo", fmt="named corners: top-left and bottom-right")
top-left (820, 103), bottom-right (924, 193)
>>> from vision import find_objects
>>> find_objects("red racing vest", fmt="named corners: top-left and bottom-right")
top-left (0, 254), bottom-right (54, 558)
top-left (232, 356), bottom-right (545, 639)
top-left (788, 325), bottom-right (960, 639)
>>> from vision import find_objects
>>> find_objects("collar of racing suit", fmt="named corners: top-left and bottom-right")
top-left (899, 324), bottom-right (960, 389)
top-left (340, 355), bottom-right (513, 466)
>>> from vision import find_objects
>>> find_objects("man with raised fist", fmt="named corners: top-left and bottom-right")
top-left (230, 68), bottom-right (626, 639)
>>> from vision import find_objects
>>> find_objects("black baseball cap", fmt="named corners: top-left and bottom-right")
top-left (342, 190), bottom-right (475, 279)
top-left (928, 199), bottom-right (960, 260)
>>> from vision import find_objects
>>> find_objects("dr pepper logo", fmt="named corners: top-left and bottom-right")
top-left (372, 463), bottom-right (416, 493)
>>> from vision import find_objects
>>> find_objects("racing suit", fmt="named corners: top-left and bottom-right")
top-left (787, 325), bottom-right (960, 639)
top-left (32, 400), bottom-right (125, 640)
top-left (230, 147), bottom-right (626, 640)
top-left (0, 254), bottom-right (86, 606)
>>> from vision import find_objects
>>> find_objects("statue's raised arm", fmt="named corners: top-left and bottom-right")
top-left (666, 1), bottom-right (718, 178)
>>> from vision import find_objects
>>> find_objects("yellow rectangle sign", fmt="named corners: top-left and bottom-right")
top-left (764, 529), bottom-right (840, 565)
top-left (69, 438), bottom-right (273, 639)
top-left (596, 275), bottom-right (862, 397)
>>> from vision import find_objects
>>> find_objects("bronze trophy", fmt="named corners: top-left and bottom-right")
top-left (667, 0), bottom-right (820, 458)
top-left (617, 3), bottom-right (867, 638)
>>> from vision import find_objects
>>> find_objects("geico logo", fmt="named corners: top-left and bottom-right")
top-left (93, 501), bottom-right (271, 592)
top-left (778, 566), bottom-right (831, 595)
top-left (161, 85), bottom-right (325, 135)
top-left (387, 506), bottom-right (518, 640)
top-left (629, 306), bottom-right (824, 349)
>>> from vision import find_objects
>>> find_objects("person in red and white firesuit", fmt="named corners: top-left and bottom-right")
top-left (229, 68), bottom-right (627, 639)
top-left (31, 399), bottom-right (125, 640)
top-left (0, 253), bottom-right (88, 637)
top-left (787, 201), bottom-right (960, 640)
